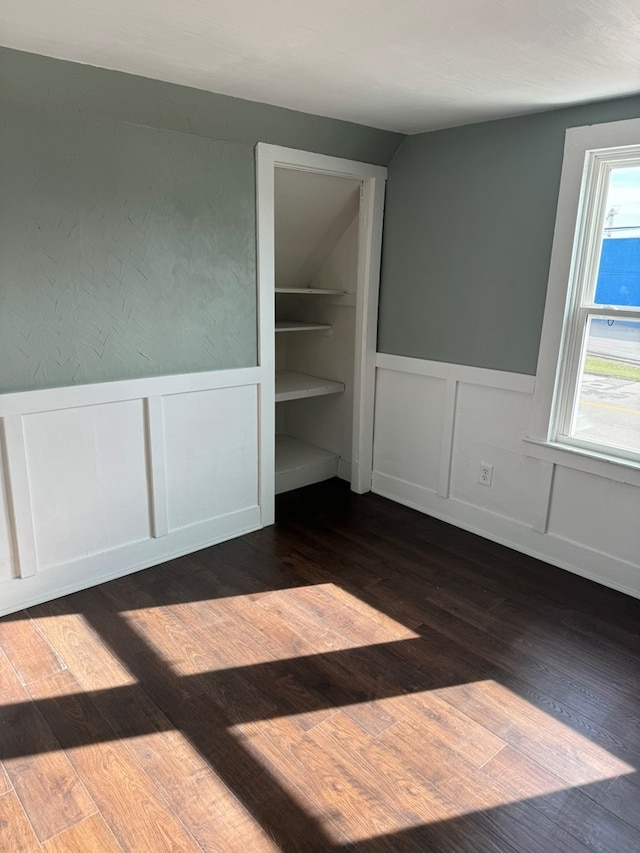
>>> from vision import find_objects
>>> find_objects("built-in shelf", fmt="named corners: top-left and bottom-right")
top-left (275, 320), bottom-right (332, 333)
top-left (275, 434), bottom-right (339, 494)
top-left (275, 370), bottom-right (345, 403)
top-left (275, 287), bottom-right (347, 295)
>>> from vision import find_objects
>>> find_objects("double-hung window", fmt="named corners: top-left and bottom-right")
top-left (528, 118), bottom-right (640, 477)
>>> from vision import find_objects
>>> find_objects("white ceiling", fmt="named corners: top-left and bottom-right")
top-left (3, 0), bottom-right (640, 134)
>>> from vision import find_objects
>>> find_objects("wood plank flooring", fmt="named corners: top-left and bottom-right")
top-left (0, 479), bottom-right (639, 851)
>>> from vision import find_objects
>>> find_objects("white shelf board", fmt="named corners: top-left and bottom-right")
top-left (275, 370), bottom-right (345, 403)
top-left (275, 320), bottom-right (332, 333)
top-left (275, 435), bottom-right (339, 494)
top-left (275, 287), bottom-right (347, 295)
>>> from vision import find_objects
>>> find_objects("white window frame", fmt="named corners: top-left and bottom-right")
top-left (526, 116), bottom-right (640, 487)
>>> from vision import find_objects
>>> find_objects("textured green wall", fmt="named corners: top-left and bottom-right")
top-left (378, 94), bottom-right (640, 375)
top-left (1, 103), bottom-right (257, 391)
top-left (0, 47), bottom-right (403, 393)
top-left (0, 48), bottom-right (402, 163)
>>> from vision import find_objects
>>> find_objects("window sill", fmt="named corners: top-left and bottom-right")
top-left (523, 437), bottom-right (640, 487)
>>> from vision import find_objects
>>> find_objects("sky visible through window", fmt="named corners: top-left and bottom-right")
top-left (604, 165), bottom-right (640, 230)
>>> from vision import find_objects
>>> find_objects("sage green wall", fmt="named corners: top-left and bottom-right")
top-left (0, 47), bottom-right (403, 393)
top-left (1, 102), bottom-right (257, 391)
top-left (378, 94), bottom-right (640, 375)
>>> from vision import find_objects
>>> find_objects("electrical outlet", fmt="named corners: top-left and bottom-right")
top-left (478, 463), bottom-right (493, 487)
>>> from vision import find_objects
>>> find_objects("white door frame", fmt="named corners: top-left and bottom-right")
top-left (255, 144), bottom-right (387, 525)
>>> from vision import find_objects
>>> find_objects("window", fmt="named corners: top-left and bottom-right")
top-left (528, 117), bottom-right (640, 478)
top-left (556, 155), bottom-right (640, 461)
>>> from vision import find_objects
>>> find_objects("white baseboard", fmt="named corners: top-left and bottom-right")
top-left (0, 505), bottom-right (261, 617)
top-left (372, 472), bottom-right (640, 601)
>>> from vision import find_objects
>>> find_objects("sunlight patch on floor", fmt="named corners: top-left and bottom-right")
top-left (434, 680), bottom-right (634, 781)
top-left (231, 678), bottom-right (635, 843)
top-left (31, 612), bottom-right (137, 689)
top-left (121, 582), bottom-right (418, 674)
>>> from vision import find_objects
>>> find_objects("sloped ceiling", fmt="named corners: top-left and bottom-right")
top-left (275, 169), bottom-right (360, 289)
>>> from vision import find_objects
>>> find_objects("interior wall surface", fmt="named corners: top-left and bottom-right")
top-left (0, 47), bottom-right (403, 393)
top-left (378, 93), bottom-right (640, 375)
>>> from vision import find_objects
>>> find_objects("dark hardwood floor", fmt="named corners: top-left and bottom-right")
top-left (0, 479), bottom-right (639, 851)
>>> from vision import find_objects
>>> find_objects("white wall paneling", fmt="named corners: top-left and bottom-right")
top-left (0, 425), bottom-right (15, 582)
top-left (2, 416), bottom-right (37, 578)
top-left (163, 385), bottom-right (259, 531)
top-left (373, 353), bottom-right (640, 599)
top-left (145, 396), bottom-right (169, 539)
top-left (547, 467), bottom-right (640, 568)
top-left (530, 460), bottom-right (555, 535)
top-left (437, 379), bottom-right (458, 499)
top-left (0, 366), bottom-right (264, 616)
top-left (23, 400), bottom-right (151, 570)
top-left (450, 383), bottom-right (539, 526)
top-left (373, 367), bottom-right (445, 494)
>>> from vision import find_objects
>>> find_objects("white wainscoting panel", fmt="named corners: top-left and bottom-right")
top-left (0, 366), bottom-right (265, 616)
top-left (373, 353), bottom-right (640, 600)
top-left (23, 400), bottom-right (151, 570)
top-left (450, 383), bottom-right (539, 526)
top-left (373, 368), bottom-right (445, 494)
top-left (548, 467), bottom-right (640, 567)
top-left (2, 416), bottom-right (38, 579)
top-left (0, 440), bottom-right (14, 581)
top-left (163, 385), bottom-right (259, 531)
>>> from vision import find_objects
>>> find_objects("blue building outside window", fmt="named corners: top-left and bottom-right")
top-left (595, 235), bottom-right (640, 306)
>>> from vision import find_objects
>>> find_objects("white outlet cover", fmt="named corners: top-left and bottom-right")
top-left (479, 463), bottom-right (493, 486)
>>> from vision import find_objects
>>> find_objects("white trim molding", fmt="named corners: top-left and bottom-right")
top-left (2, 416), bottom-right (37, 578)
top-left (528, 115), bottom-right (640, 475)
top-left (375, 352), bottom-right (535, 393)
top-left (256, 143), bottom-right (387, 499)
top-left (257, 144), bottom-right (387, 182)
top-left (524, 437), bottom-right (640, 488)
top-left (144, 396), bottom-right (169, 538)
top-left (0, 366), bottom-right (265, 417)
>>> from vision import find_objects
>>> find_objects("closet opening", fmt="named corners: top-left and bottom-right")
top-left (256, 145), bottom-right (387, 525)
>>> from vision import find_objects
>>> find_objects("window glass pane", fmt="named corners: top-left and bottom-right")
top-left (595, 166), bottom-right (640, 307)
top-left (571, 317), bottom-right (640, 454)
